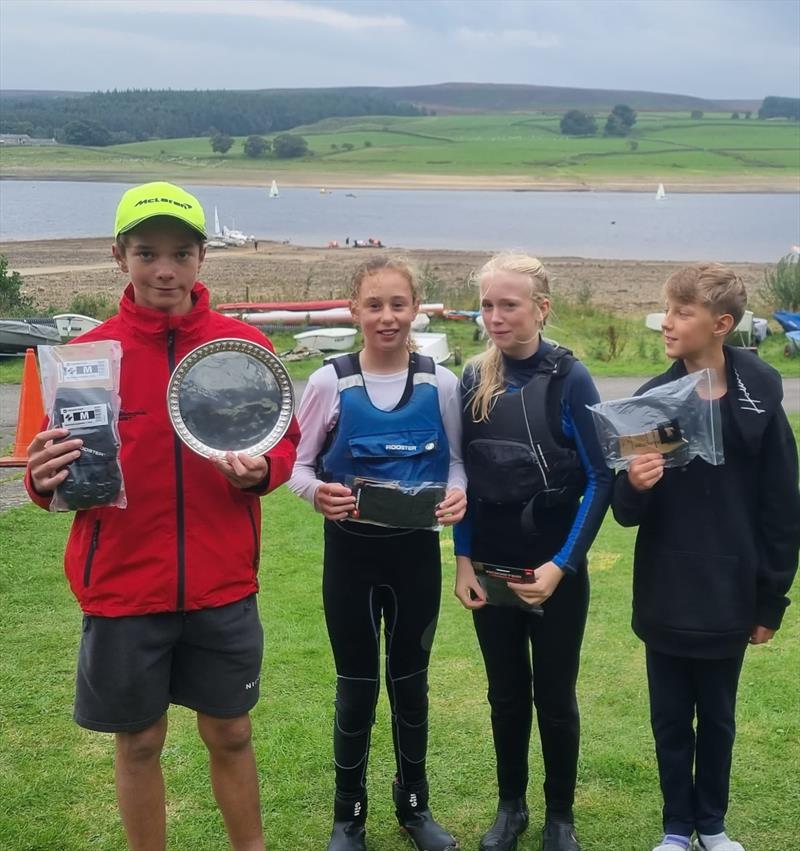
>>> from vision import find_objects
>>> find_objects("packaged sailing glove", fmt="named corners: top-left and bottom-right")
top-left (39, 340), bottom-right (126, 512)
top-left (348, 477), bottom-right (446, 529)
top-left (53, 387), bottom-right (122, 510)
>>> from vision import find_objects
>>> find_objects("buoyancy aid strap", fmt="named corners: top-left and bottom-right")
top-left (520, 346), bottom-right (575, 450)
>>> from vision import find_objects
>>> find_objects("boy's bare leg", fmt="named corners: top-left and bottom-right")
top-left (197, 712), bottom-right (265, 851)
top-left (115, 713), bottom-right (169, 851)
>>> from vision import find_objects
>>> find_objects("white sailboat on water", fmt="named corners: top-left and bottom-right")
top-left (207, 206), bottom-right (228, 248)
top-left (655, 183), bottom-right (666, 201)
top-left (269, 180), bottom-right (279, 198)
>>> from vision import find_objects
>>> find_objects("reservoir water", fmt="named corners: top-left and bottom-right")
top-left (0, 179), bottom-right (798, 261)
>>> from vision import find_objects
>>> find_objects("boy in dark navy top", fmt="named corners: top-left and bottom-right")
top-left (612, 263), bottom-right (799, 851)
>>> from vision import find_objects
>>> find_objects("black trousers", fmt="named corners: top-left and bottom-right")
top-left (472, 567), bottom-right (589, 820)
top-left (322, 520), bottom-right (443, 798)
top-left (646, 647), bottom-right (745, 837)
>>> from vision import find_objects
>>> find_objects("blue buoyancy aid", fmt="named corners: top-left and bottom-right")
top-left (319, 352), bottom-right (449, 485)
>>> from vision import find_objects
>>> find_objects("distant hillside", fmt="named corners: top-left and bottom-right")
top-left (0, 82), bottom-right (770, 141)
top-left (344, 82), bottom-right (720, 113)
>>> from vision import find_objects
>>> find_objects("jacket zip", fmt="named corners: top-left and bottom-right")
top-left (83, 520), bottom-right (101, 587)
top-left (246, 505), bottom-right (260, 571)
top-left (168, 330), bottom-right (187, 610)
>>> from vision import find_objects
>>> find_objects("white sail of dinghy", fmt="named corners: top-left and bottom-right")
top-left (655, 183), bottom-right (666, 201)
top-left (269, 180), bottom-right (279, 198)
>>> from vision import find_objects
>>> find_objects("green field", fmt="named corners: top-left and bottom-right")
top-left (2, 112), bottom-right (798, 186)
top-left (1, 415), bottom-right (798, 850)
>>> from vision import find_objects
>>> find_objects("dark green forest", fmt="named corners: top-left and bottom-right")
top-left (0, 88), bottom-right (423, 143)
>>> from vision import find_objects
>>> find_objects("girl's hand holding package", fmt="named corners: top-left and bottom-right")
top-left (454, 556), bottom-right (487, 610)
top-left (435, 487), bottom-right (466, 526)
top-left (314, 482), bottom-right (356, 520)
top-left (508, 560), bottom-right (565, 605)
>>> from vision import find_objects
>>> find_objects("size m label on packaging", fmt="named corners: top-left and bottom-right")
top-left (60, 404), bottom-right (109, 429)
top-left (58, 359), bottom-right (110, 383)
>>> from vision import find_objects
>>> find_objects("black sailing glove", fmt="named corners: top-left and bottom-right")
top-left (53, 387), bottom-right (122, 510)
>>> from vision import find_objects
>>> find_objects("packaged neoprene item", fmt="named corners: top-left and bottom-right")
top-left (39, 341), bottom-right (126, 512)
top-left (587, 368), bottom-right (724, 473)
top-left (472, 561), bottom-right (543, 613)
top-left (346, 476), bottom-right (447, 530)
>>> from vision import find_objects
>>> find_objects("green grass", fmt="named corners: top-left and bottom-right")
top-left (1, 413), bottom-right (798, 849)
top-left (2, 112), bottom-right (798, 184)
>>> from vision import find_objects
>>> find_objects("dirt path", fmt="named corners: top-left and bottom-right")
top-left (1, 238), bottom-right (769, 316)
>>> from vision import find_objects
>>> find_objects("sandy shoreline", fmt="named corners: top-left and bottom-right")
top-left (0, 237), bottom-right (771, 316)
top-left (2, 170), bottom-right (798, 193)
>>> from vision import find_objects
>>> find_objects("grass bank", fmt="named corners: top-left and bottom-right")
top-left (2, 112), bottom-right (798, 190)
top-left (1, 413), bottom-right (798, 849)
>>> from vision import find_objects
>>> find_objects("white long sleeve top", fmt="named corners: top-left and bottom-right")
top-left (287, 361), bottom-right (467, 505)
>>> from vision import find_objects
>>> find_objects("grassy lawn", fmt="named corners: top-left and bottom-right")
top-left (2, 112), bottom-right (798, 185)
top-left (1, 411), bottom-right (798, 851)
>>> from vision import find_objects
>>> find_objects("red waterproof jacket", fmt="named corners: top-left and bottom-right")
top-left (25, 283), bottom-right (300, 617)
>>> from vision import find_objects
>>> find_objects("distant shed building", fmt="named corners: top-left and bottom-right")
top-left (0, 133), bottom-right (57, 146)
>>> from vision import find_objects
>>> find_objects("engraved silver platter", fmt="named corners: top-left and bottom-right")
top-left (167, 338), bottom-right (294, 458)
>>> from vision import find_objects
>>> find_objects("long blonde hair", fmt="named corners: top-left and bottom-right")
top-left (467, 253), bottom-right (551, 422)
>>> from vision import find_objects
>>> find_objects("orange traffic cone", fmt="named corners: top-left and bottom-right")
top-left (0, 348), bottom-right (46, 467)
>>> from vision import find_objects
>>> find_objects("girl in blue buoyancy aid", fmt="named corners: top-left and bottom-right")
top-left (288, 258), bottom-right (466, 851)
top-left (454, 254), bottom-right (612, 851)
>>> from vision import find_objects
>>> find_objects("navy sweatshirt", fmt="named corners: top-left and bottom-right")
top-left (613, 346), bottom-right (800, 659)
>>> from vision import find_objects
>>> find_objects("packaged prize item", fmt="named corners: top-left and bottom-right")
top-left (346, 476), bottom-right (447, 530)
top-left (587, 368), bottom-right (724, 473)
top-left (472, 561), bottom-right (543, 613)
top-left (39, 341), bottom-right (126, 511)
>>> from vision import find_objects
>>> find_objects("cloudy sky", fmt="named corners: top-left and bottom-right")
top-left (1, 0), bottom-right (798, 100)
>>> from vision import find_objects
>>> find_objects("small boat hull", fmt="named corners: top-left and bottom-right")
top-left (293, 328), bottom-right (358, 352)
top-left (53, 313), bottom-right (102, 340)
top-left (411, 331), bottom-right (450, 364)
top-left (239, 303), bottom-right (445, 327)
top-left (0, 319), bottom-right (61, 354)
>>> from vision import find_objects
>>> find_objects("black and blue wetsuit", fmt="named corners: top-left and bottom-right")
top-left (455, 340), bottom-right (612, 822)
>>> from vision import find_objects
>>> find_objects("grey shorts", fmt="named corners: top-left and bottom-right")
top-left (74, 594), bottom-right (263, 733)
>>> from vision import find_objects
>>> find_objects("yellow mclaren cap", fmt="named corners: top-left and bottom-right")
top-left (114, 182), bottom-right (207, 239)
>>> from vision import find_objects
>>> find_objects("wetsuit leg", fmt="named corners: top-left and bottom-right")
top-left (380, 529), bottom-right (443, 787)
top-left (472, 605), bottom-right (535, 799)
top-left (323, 523), bottom-right (384, 798)
top-left (530, 566), bottom-right (590, 822)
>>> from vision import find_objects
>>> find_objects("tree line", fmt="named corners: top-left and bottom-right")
top-left (559, 96), bottom-right (798, 137)
top-left (0, 88), bottom-right (423, 145)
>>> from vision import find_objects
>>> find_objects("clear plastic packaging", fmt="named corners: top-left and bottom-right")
top-left (587, 368), bottom-right (724, 473)
top-left (39, 341), bottom-right (126, 512)
top-left (472, 561), bottom-right (543, 613)
top-left (344, 476), bottom-right (447, 530)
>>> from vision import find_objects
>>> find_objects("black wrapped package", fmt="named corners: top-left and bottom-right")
top-left (53, 387), bottom-right (122, 510)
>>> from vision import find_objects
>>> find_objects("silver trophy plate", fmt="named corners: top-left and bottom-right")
top-left (167, 338), bottom-right (294, 458)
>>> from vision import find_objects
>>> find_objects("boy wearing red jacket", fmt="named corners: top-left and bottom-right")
top-left (26, 182), bottom-right (300, 851)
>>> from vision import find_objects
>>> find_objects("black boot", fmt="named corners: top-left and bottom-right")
top-left (392, 780), bottom-right (459, 851)
top-left (478, 798), bottom-right (529, 851)
top-left (327, 792), bottom-right (367, 851)
top-left (541, 817), bottom-right (581, 851)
